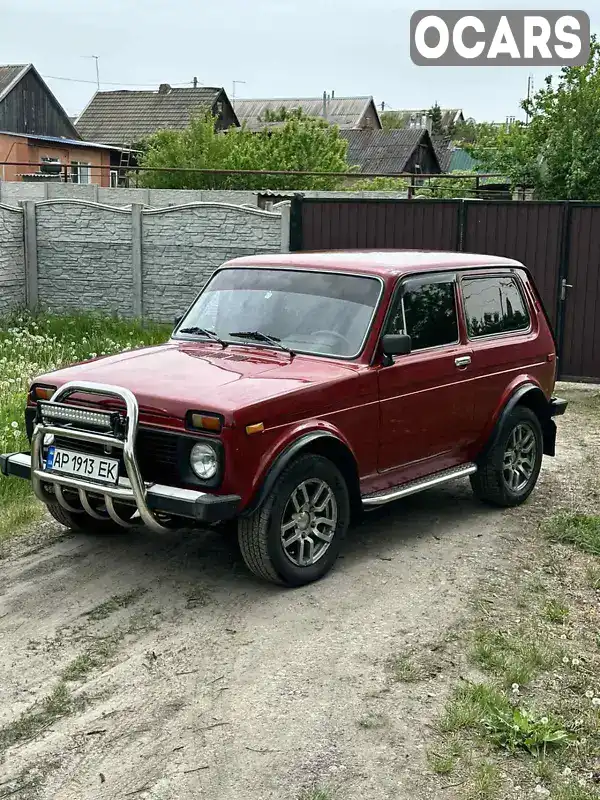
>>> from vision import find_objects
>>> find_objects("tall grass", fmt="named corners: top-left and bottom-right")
top-left (0, 310), bottom-right (171, 541)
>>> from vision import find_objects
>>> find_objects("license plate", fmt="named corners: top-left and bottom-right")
top-left (44, 446), bottom-right (119, 485)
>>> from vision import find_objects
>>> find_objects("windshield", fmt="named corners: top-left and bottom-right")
top-left (174, 268), bottom-right (382, 358)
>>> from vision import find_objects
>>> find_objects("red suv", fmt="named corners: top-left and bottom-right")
top-left (2, 252), bottom-right (567, 586)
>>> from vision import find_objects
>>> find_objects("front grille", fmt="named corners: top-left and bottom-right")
top-left (136, 429), bottom-right (179, 484)
top-left (53, 427), bottom-right (180, 485)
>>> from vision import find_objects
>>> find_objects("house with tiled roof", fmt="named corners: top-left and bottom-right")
top-left (234, 96), bottom-right (381, 132)
top-left (340, 128), bottom-right (440, 175)
top-left (0, 63), bottom-right (117, 186)
top-left (76, 84), bottom-right (239, 145)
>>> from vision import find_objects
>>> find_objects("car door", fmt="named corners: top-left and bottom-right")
top-left (459, 270), bottom-right (544, 434)
top-left (377, 272), bottom-right (475, 473)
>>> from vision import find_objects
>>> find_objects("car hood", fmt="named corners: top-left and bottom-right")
top-left (33, 341), bottom-right (361, 424)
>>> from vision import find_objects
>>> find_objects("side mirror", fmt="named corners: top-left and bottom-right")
top-left (381, 333), bottom-right (412, 363)
top-left (173, 314), bottom-right (183, 329)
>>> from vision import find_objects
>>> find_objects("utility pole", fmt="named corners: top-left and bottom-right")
top-left (232, 80), bottom-right (246, 107)
top-left (83, 55), bottom-right (100, 90)
top-left (525, 74), bottom-right (533, 124)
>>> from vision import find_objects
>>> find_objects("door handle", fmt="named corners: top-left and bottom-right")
top-left (560, 278), bottom-right (573, 301)
top-left (455, 355), bottom-right (471, 368)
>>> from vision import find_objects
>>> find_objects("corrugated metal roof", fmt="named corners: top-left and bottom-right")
top-left (234, 97), bottom-right (380, 131)
top-left (0, 130), bottom-right (124, 151)
top-left (0, 64), bottom-right (29, 101)
top-left (449, 147), bottom-right (478, 172)
top-left (340, 129), bottom-right (438, 174)
top-left (76, 87), bottom-right (233, 144)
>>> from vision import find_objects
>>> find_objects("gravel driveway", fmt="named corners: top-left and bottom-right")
top-left (0, 384), bottom-right (594, 800)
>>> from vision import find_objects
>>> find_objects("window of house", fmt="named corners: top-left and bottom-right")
top-left (462, 275), bottom-right (530, 338)
top-left (386, 275), bottom-right (459, 351)
top-left (71, 162), bottom-right (92, 185)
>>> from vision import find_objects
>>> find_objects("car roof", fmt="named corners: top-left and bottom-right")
top-left (223, 250), bottom-right (524, 279)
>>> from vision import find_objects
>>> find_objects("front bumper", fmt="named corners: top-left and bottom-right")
top-left (549, 396), bottom-right (568, 417)
top-left (0, 452), bottom-right (240, 525)
top-left (1, 380), bottom-right (240, 530)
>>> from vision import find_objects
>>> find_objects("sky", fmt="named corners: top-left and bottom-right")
top-left (1, 0), bottom-right (598, 122)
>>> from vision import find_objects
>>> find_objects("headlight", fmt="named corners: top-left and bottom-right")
top-left (190, 442), bottom-right (218, 480)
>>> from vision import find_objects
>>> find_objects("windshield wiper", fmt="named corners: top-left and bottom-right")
top-left (228, 330), bottom-right (295, 357)
top-left (178, 327), bottom-right (227, 348)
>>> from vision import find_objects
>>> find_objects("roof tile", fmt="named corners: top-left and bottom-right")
top-left (76, 87), bottom-right (228, 144)
top-left (340, 129), bottom-right (437, 174)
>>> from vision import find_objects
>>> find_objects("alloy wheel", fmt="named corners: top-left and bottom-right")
top-left (502, 422), bottom-right (537, 493)
top-left (280, 478), bottom-right (338, 567)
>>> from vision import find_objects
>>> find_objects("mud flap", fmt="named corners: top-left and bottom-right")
top-left (542, 419), bottom-right (557, 457)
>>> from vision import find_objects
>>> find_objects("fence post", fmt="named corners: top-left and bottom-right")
top-left (131, 203), bottom-right (143, 318)
top-left (289, 195), bottom-right (303, 251)
top-left (456, 199), bottom-right (467, 251)
top-left (21, 200), bottom-right (39, 310)
top-left (279, 201), bottom-right (291, 252)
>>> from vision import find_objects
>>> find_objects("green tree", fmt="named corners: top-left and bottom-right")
top-left (429, 103), bottom-right (444, 135)
top-left (136, 112), bottom-right (350, 191)
top-left (467, 36), bottom-right (600, 200)
top-left (346, 176), bottom-right (409, 191)
top-left (413, 172), bottom-right (481, 199)
top-left (380, 111), bottom-right (408, 131)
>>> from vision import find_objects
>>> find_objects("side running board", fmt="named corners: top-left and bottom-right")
top-left (362, 463), bottom-right (477, 507)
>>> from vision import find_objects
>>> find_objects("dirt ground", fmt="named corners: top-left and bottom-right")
top-left (0, 383), bottom-right (597, 800)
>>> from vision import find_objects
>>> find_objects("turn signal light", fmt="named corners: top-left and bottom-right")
top-left (32, 385), bottom-right (56, 401)
top-left (189, 413), bottom-right (222, 433)
top-left (246, 422), bottom-right (265, 435)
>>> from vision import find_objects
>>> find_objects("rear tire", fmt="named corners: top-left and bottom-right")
top-left (471, 405), bottom-right (543, 507)
top-left (46, 501), bottom-right (134, 533)
top-left (238, 454), bottom-right (350, 586)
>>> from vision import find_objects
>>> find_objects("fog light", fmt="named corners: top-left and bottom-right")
top-left (190, 442), bottom-right (218, 480)
top-left (43, 434), bottom-right (55, 446)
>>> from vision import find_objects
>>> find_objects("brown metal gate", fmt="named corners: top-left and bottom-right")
top-left (296, 199), bottom-right (460, 251)
top-left (462, 202), bottom-right (565, 327)
top-left (560, 205), bottom-right (600, 381)
top-left (290, 197), bottom-right (600, 381)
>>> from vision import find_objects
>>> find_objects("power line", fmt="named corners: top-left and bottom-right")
top-left (42, 74), bottom-right (197, 87)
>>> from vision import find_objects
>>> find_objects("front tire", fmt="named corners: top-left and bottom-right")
top-left (471, 405), bottom-right (543, 507)
top-left (238, 454), bottom-right (350, 586)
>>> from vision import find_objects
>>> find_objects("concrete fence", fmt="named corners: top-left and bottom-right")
top-left (0, 181), bottom-right (259, 208)
top-left (1, 200), bottom-right (288, 321)
top-left (0, 203), bottom-right (25, 314)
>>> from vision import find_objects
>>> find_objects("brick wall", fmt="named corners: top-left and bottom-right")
top-left (0, 204), bottom-right (25, 313)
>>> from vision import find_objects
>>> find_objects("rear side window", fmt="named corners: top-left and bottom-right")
top-left (386, 276), bottom-right (459, 350)
top-left (462, 275), bottom-right (530, 338)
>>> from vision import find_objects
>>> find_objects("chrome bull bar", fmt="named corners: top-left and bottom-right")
top-left (31, 380), bottom-right (170, 533)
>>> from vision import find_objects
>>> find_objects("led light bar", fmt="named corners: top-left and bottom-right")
top-left (37, 401), bottom-right (116, 431)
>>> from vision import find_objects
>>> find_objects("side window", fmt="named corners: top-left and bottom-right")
top-left (386, 276), bottom-right (459, 351)
top-left (462, 275), bottom-right (530, 338)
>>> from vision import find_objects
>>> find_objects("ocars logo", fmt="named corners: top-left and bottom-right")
top-left (410, 11), bottom-right (590, 66)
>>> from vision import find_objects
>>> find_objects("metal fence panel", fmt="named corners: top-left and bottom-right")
top-left (463, 202), bottom-right (565, 327)
top-left (297, 199), bottom-right (461, 251)
top-left (560, 205), bottom-right (600, 381)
